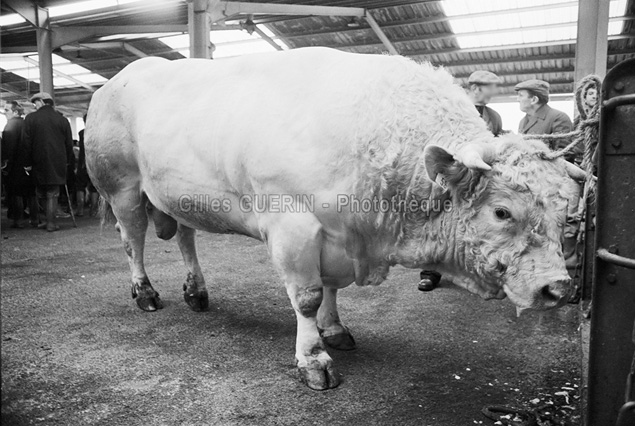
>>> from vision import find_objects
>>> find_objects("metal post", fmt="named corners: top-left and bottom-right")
top-left (574, 0), bottom-right (610, 82)
top-left (36, 7), bottom-right (54, 99)
top-left (188, 0), bottom-right (212, 59)
top-left (69, 116), bottom-right (78, 139)
top-left (585, 58), bottom-right (635, 426)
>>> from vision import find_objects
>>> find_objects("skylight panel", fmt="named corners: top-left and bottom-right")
top-left (443, 0), bottom-right (629, 49)
top-left (73, 74), bottom-right (109, 84)
top-left (49, 0), bottom-right (119, 18)
top-left (0, 14), bottom-right (26, 27)
top-left (0, 53), bottom-right (108, 89)
top-left (53, 63), bottom-right (95, 75)
top-left (609, 0), bottom-right (628, 17)
top-left (0, 55), bottom-right (32, 70)
top-left (0, 0), bottom-right (151, 26)
top-left (48, 0), bottom-right (150, 18)
top-left (52, 76), bottom-right (78, 88)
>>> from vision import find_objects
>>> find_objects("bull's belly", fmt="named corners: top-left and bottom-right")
top-left (319, 235), bottom-right (356, 288)
top-left (141, 166), bottom-right (357, 286)
top-left (147, 187), bottom-right (263, 239)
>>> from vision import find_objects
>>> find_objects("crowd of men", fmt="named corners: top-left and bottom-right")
top-left (1, 92), bottom-right (98, 232)
top-left (417, 72), bottom-right (598, 292)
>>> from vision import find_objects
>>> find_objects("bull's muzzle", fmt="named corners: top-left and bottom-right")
top-left (538, 276), bottom-right (570, 308)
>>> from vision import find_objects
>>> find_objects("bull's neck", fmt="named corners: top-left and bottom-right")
top-left (389, 198), bottom-right (467, 270)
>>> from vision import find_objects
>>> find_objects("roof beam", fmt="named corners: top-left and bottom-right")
top-left (453, 67), bottom-right (575, 79)
top-left (1, 46), bottom-right (39, 54)
top-left (58, 41), bottom-right (149, 58)
top-left (365, 11), bottom-right (398, 55)
top-left (427, 48), bottom-right (635, 68)
top-left (381, 34), bottom-right (635, 58)
top-left (51, 25), bottom-right (189, 49)
top-left (3, 0), bottom-right (44, 27)
top-left (1, 83), bottom-right (27, 98)
top-left (208, 1), bottom-right (365, 23)
top-left (253, 26), bottom-right (283, 51)
top-left (122, 43), bottom-right (148, 58)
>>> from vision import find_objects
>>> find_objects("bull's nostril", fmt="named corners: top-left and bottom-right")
top-left (540, 285), bottom-right (562, 302)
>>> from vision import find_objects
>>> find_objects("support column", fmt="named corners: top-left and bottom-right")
top-left (574, 0), bottom-right (610, 82)
top-left (188, 0), bottom-right (212, 59)
top-left (69, 116), bottom-right (78, 140)
top-left (36, 7), bottom-right (54, 99)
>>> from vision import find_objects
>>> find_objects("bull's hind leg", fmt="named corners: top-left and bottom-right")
top-left (176, 224), bottom-right (209, 311)
top-left (317, 287), bottom-right (356, 351)
top-left (111, 192), bottom-right (163, 311)
top-left (267, 214), bottom-right (339, 391)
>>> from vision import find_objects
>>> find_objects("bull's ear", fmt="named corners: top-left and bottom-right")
top-left (423, 144), bottom-right (488, 194)
top-left (424, 145), bottom-right (455, 183)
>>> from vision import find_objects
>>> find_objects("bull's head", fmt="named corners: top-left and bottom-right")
top-left (422, 136), bottom-right (585, 310)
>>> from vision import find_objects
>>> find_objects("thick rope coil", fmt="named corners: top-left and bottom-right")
top-left (526, 75), bottom-right (601, 201)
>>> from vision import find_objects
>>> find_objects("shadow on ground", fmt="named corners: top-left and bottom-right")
top-left (1, 215), bottom-right (581, 425)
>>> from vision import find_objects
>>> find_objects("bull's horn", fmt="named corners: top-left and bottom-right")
top-left (454, 142), bottom-right (496, 171)
top-left (563, 161), bottom-right (588, 181)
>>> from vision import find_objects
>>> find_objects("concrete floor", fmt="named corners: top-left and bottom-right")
top-left (1, 215), bottom-right (582, 425)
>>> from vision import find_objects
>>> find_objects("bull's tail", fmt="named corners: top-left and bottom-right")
top-left (99, 196), bottom-right (117, 228)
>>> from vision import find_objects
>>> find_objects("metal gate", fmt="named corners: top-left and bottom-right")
top-left (584, 58), bottom-right (635, 426)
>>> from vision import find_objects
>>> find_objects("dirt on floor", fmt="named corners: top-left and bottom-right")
top-left (1, 214), bottom-right (582, 426)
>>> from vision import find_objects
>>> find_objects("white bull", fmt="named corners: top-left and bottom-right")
top-left (86, 47), bottom-right (582, 390)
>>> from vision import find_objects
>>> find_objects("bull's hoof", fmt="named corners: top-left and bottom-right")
top-left (183, 289), bottom-right (209, 312)
top-left (132, 285), bottom-right (164, 312)
top-left (298, 364), bottom-right (340, 391)
top-left (135, 295), bottom-right (164, 312)
top-left (320, 327), bottom-right (357, 351)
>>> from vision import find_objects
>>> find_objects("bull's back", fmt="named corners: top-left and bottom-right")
top-left (86, 48), bottom-right (479, 238)
top-left (86, 49), bottom-right (400, 232)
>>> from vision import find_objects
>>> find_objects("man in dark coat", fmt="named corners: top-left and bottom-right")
top-left (516, 79), bottom-right (573, 137)
top-left (2, 101), bottom-right (39, 228)
top-left (467, 70), bottom-right (504, 136)
top-left (516, 80), bottom-right (578, 268)
top-left (23, 92), bottom-right (74, 232)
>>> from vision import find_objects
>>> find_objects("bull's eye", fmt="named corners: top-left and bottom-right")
top-left (494, 207), bottom-right (511, 220)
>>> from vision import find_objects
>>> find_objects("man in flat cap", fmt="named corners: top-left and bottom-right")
top-left (23, 92), bottom-right (74, 232)
top-left (515, 79), bottom-right (572, 136)
top-left (466, 70), bottom-right (503, 136)
top-left (516, 80), bottom-right (578, 269)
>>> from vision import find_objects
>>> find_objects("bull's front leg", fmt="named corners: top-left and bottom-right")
top-left (287, 284), bottom-right (339, 390)
top-left (266, 214), bottom-right (340, 390)
top-left (317, 287), bottom-right (356, 351)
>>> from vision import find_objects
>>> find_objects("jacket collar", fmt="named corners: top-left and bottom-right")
top-left (533, 104), bottom-right (550, 120)
top-left (522, 104), bottom-right (550, 132)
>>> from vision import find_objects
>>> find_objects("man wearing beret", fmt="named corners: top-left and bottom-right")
top-left (467, 70), bottom-right (503, 136)
top-left (515, 79), bottom-right (573, 137)
top-left (23, 92), bottom-right (75, 232)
